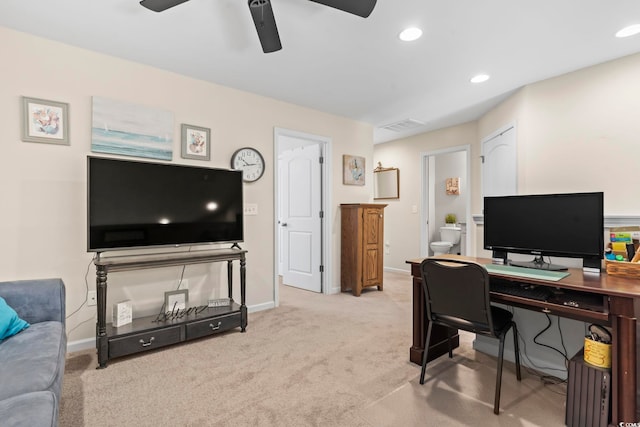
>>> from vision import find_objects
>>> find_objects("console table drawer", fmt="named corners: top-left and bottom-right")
top-left (186, 312), bottom-right (242, 340)
top-left (109, 326), bottom-right (182, 359)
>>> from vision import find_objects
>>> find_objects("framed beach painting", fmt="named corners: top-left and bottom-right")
top-left (181, 124), bottom-right (210, 160)
top-left (21, 97), bottom-right (69, 145)
top-left (343, 154), bottom-right (365, 186)
top-left (91, 96), bottom-right (173, 161)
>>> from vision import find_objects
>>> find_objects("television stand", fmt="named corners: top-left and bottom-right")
top-left (93, 248), bottom-right (247, 368)
top-left (509, 255), bottom-right (567, 271)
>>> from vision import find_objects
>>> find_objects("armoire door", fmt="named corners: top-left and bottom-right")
top-left (362, 207), bottom-right (383, 288)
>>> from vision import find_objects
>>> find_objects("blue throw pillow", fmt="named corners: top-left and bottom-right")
top-left (0, 296), bottom-right (29, 341)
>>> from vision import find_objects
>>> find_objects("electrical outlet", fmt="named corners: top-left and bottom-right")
top-left (244, 204), bottom-right (258, 215)
top-left (88, 290), bottom-right (97, 306)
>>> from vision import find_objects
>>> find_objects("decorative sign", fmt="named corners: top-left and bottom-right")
top-left (112, 300), bottom-right (132, 327)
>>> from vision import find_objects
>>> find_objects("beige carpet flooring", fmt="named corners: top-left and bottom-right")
top-left (60, 270), bottom-right (567, 426)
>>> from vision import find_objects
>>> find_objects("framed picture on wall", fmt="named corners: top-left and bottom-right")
top-left (21, 96), bottom-right (70, 145)
top-left (181, 124), bottom-right (211, 161)
top-left (91, 96), bottom-right (173, 161)
top-left (343, 154), bottom-right (365, 186)
top-left (446, 177), bottom-right (460, 195)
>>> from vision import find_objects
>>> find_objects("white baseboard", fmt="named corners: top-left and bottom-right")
top-left (328, 285), bottom-right (341, 294)
top-left (384, 266), bottom-right (411, 273)
top-left (67, 337), bottom-right (94, 353)
top-left (248, 301), bottom-right (274, 313)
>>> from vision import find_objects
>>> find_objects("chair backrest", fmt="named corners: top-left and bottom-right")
top-left (420, 258), bottom-right (495, 336)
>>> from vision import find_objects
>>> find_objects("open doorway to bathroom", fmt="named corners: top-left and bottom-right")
top-left (420, 145), bottom-right (471, 257)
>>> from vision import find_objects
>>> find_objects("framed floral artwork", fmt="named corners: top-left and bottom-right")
top-left (181, 124), bottom-right (211, 161)
top-left (21, 96), bottom-right (70, 145)
top-left (343, 154), bottom-right (365, 186)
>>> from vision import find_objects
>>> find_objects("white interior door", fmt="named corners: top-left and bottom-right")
top-left (280, 143), bottom-right (322, 292)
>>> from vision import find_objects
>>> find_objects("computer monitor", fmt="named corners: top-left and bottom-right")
top-left (483, 192), bottom-right (604, 271)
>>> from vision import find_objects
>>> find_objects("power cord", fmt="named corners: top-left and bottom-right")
top-left (66, 254), bottom-right (95, 319)
top-left (65, 255), bottom-right (98, 338)
top-left (533, 313), bottom-right (569, 366)
top-left (511, 307), bottom-right (569, 375)
top-left (153, 246), bottom-right (192, 320)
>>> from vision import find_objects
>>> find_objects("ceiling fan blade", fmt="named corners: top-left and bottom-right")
top-left (248, 0), bottom-right (282, 53)
top-left (309, 0), bottom-right (377, 18)
top-left (140, 0), bottom-right (190, 13)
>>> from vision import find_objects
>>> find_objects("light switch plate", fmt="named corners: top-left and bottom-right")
top-left (244, 204), bottom-right (258, 215)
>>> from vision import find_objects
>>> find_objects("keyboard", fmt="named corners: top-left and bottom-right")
top-left (484, 263), bottom-right (570, 282)
top-left (489, 280), bottom-right (553, 301)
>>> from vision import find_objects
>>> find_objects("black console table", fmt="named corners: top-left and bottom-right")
top-left (94, 248), bottom-right (247, 368)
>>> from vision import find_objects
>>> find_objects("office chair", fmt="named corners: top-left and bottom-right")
top-left (419, 257), bottom-right (522, 414)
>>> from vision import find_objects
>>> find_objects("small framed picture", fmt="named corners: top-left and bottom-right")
top-left (181, 124), bottom-right (210, 160)
top-left (343, 154), bottom-right (365, 186)
top-left (164, 289), bottom-right (188, 312)
top-left (446, 177), bottom-right (460, 195)
top-left (21, 96), bottom-right (70, 145)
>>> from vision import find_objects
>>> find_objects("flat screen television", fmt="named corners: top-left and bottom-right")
top-left (87, 156), bottom-right (244, 252)
top-left (483, 192), bottom-right (604, 271)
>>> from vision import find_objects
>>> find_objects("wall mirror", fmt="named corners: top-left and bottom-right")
top-left (373, 163), bottom-right (399, 199)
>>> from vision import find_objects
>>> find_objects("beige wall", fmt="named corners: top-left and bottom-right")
top-left (377, 51), bottom-right (640, 270)
top-left (0, 27), bottom-right (373, 346)
top-left (373, 121), bottom-right (477, 269)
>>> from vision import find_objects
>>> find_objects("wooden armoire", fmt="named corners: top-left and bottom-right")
top-left (340, 203), bottom-right (387, 296)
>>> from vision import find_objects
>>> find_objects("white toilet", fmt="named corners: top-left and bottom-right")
top-left (430, 226), bottom-right (462, 255)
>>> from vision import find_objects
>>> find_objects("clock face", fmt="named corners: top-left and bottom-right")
top-left (231, 147), bottom-right (265, 182)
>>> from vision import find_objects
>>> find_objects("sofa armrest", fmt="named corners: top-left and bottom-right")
top-left (0, 279), bottom-right (65, 326)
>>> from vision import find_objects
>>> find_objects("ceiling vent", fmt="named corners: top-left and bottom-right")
top-left (379, 119), bottom-right (425, 132)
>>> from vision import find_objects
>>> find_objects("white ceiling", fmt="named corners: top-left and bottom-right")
top-left (2, 0), bottom-right (640, 143)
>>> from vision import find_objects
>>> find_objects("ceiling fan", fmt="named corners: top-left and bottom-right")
top-left (139, 0), bottom-right (377, 53)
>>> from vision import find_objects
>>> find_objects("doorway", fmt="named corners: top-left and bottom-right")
top-left (420, 145), bottom-right (471, 257)
top-left (274, 128), bottom-right (331, 306)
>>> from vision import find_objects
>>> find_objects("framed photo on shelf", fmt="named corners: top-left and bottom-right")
top-left (343, 154), bottom-right (365, 186)
top-left (164, 289), bottom-right (188, 312)
top-left (181, 124), bottom-right (211, 160)
top-left (21, 96), bottom-right (70, 145)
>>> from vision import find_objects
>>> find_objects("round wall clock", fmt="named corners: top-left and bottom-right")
top-left (230, 147), bottom-right (265, 182)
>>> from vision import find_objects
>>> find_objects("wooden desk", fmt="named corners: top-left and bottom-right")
top-left (407, 255), bottom-right (639, 425)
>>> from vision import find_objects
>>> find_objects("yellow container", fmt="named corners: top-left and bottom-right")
top-left (583, 337), bottom-right (611, 369)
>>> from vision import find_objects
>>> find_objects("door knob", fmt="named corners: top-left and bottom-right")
top-left (281, 223), bottom-right (288, 227)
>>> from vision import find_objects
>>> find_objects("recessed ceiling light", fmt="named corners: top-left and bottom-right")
top-left (399, 27), bottom-right (423, 42)
top-left (616, 24), bottom-right (640, 38)
top-left (470, 74), bottom-right (490, 83)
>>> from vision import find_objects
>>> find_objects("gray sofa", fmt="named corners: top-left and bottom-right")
top-left (0, 279), bottom-right (66, 427)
